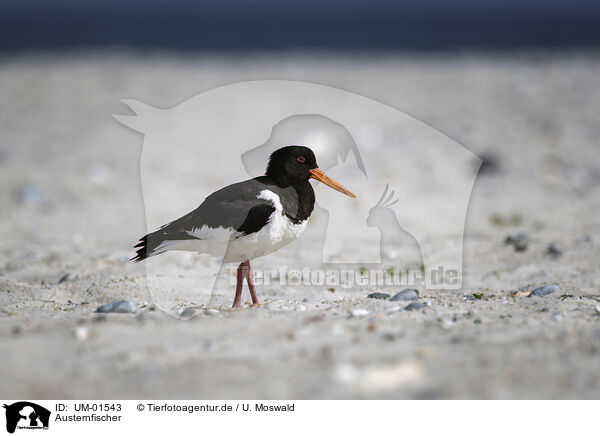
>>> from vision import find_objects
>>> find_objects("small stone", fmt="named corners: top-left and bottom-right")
top-left (13, 184), bottom-right (47, 207)
top-left (96, 300), bottom-right (137, 313)
top-left (57, 272), bottom-right (70, 284)
top-left (381, 332), bottom-right (396, 341)
top-left (74, 326), bottom-right (89, 341)
top-left (473, 319), bottom-right (482, 324)
top-left (505, 233), bottom-right (528, 252)
top-left (545, 244), bottom-right (563, 259)
top-left (404, 302), bottom-right (426, 311)
top-left (350, 308), bottom-right (369, 317)
top-left (367, 292), bottom-right (390, 300)
top-left (514, 240), bottom-right (528, 251)
top-left (304, 314), bottom-right (325, 324)
top-left (178, 307), bottom-right (197, 319)
top-left (390, 289), bottom-right (419, 302)
top-left (528, 284), bottom-right (560, 297)
top-left (203, 309), bottom-right (219, 316)
top-left (505, 233), bottom-right (527, 244)
top-left (594, 305), bottom-right (600, 315)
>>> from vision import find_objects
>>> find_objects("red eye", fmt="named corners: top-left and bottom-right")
top-left (297, 156), bottom-right (306, 163)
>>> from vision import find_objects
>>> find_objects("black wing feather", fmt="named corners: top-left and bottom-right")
top-left (132, 178), bottom-right (276, 262)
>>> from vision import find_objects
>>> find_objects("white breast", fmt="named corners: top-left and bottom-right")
top-left (223, 190), bottom-right (308, 262)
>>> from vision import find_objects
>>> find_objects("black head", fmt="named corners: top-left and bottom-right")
top-left (265, 145), bottom-right (318, 186)
top-left (265, 145), bottom-right (356, 197)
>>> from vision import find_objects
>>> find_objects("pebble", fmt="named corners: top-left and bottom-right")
top-left (545, 244), bottom-right (563, 259)
top-left (350, 308), bottom-right (370, 317)
top-left (381, 332), bottom-right (397, 341)
top-left (96, 300), bottom-right (137, 313)
top-left (505, 233), bottom-right (528, 252)
top-left (404, 302), bottom-right (426, 311)
top-left (13, 184), bottom-right (47, 207)
top-left (390, 289), bottom-right (419, 302)
top-left (528, 284), bottom-right (560, 297)
top-left (74, 326), bottom-right (89, 341)
top-left (203, 309), bottom-right (219, 316)
top-left (178, 307), bottom-right (197, 319)
top-left (367, 292), bottom-right (390, 300)
top-left (57, 272), bottom-right (70, 284)
top-left (595, 305), bottom-right (600, 315)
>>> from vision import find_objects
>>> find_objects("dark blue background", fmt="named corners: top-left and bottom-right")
top-left (2, 0), bottom-right (600, 52)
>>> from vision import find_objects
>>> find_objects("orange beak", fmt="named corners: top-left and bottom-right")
top-left (309, 168), bottom-right (356, 198)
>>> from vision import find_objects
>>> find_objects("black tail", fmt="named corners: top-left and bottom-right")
top-left (131, 207), bottom-right (203, 262)
top-left (131, 234), bottom-right (150, 262)
top-left (131, 231), bottom-right (166, 262)
top-left (131, 223), bottom-right (198, 262)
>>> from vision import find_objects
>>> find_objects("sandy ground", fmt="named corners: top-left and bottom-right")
top-left (1, 50), bottom-right (600, 399)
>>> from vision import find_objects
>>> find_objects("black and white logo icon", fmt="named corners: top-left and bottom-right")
top-left (3, 402), bottom-right (50, 434)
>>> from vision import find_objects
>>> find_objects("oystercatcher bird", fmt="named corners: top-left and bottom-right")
top-left (132, 145), bottom-right (355, 308)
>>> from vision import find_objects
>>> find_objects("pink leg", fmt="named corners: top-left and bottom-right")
top-left (231, 260), bottom-right (260, 308)
top-left (246, 261), bottom-right (260, 306)
top-left (232, 262), bottom-right (245, 308)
